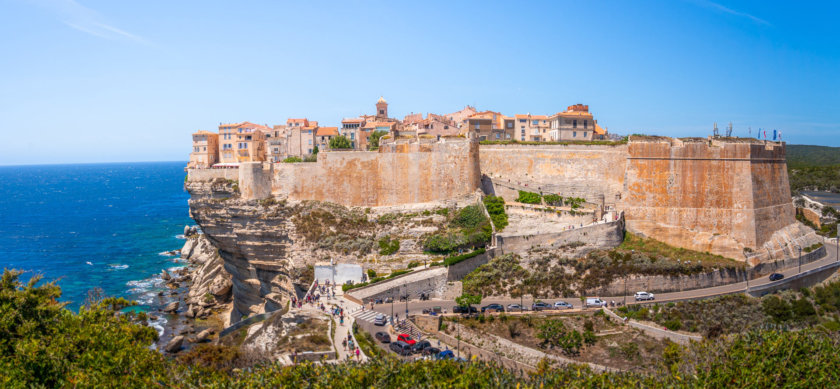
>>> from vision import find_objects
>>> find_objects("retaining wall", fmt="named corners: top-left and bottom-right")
top-left (497, 218), bottom-right (624, 255)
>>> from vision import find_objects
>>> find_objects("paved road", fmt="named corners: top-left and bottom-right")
top-left (368, 242), bottom-right (839, 317)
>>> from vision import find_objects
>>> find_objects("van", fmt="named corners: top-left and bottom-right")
top-left (585, 298), bottom-right (606, 308)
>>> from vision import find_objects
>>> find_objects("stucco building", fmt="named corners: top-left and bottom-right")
top-left (548, 104), bottom-right (606, 141)
top-left (189, 131), bottom-right (219, 168)
top-left (219, 122), bottom-right (268, 164)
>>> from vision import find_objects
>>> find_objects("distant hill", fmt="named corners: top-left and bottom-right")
top-left (786, 145), bottom-right (840, 166)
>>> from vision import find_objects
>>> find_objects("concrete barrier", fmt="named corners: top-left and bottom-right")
top-left (748, 259), bottom-right (840, 297)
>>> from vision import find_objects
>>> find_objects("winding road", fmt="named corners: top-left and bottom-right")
top-left (367, 241), bottom-right (839, 317)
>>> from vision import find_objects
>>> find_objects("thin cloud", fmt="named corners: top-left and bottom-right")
top-left (689, 0), bottom-right (771, 26)
top-left (27, 0), bottom-right (150, 45)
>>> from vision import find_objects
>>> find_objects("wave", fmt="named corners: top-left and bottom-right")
top-left (158, 250), bottom-right (180, 257)
top-left (175, 234), bottom-right (186, 240)
top-left (109, 264), bottom-right (129, 270)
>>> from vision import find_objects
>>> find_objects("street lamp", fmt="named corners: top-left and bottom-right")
top-left (404, 283), bottom-right (409, 319)
top-left (390, 290), bottom-right (394, 324)
top-left (797, 245), bottom-right (802, 274)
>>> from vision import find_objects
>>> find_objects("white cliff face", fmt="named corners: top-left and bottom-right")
top-left (180, 234), bottom-right (233, 321)
top-left (185, 179), bottom-right (456, 324)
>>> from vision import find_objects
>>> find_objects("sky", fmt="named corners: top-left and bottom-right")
top-left (1, 0), bottom-right (838, 165)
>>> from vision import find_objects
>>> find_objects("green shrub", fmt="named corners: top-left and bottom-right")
top-left (366, 269), bottom-right (377, 278)
top-left (663, 318), bottom-right (682, 331)
top-left (406, 261), bottom-right (421, 269)
top-left (762, 295), bottom-right (792, 323)
top-left (482, 195), bottom-right (508, 231)
top-left (282, 156), bottom-right (303, 163)
top-left (516, 190), bottom-right (542, 204)
top-left (444, 248), bottom-right (486, 266)
top-left (543, 194), bottom-right (562, 206)
top-left (378, 236), bottom-right (400, 255)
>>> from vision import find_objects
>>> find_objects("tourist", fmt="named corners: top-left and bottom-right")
top-left (355, 347), bottom-right (360, 360)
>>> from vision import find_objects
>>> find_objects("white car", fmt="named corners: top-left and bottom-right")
top-left (634, 291), bottom-right (655, 301)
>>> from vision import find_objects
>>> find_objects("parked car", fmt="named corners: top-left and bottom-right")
top-left (769, 273), bottom-right (784, 281)
top-left (436, 350), bottom-right (455, 360)
top-left (532, 302), bottom-right (552, 311)
top-left (453, 305), bottom-right (478, 314)
top-left (397, 334), bottom-right (417, 346)
top-left (422, 347), bottom-right (441, 356)
top-left (481, 303), bottom-right (505, 313)
top-left (390, 341), bottom-right (412, 356)
top-left (374, 298), bottom-right (383, 304)
top-left (585, 298), bottom-right (606, 308)
top-left (373, 314), bottom-right (387, 326)
top-left (554, 301), bottom-right (573, 309)
top-left (411, 340), bottom-right (432, 354)
top-left (634, 291), bottom-right (655, 301)
top-left (384, 297), bottom-right (393, 303)
top-left (375, 332), bottom-right (391, 343)
top-left (507, 304), bottom-right (525, 312)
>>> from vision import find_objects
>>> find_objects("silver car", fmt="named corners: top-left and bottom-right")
top-left (634, 291), bottom-right (655, 301)
top-left (373, 314), bottom-right (387, 326)
top-left (554, 301), bottom-right (573, 309)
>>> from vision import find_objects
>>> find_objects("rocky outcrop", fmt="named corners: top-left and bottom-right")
top-left (164, 335), bottom-right (185, 353)
top-left (181, 234), bottom-right (233, 320)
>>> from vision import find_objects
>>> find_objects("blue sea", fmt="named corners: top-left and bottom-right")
top-left (0, 162), bottom-right (192, 324)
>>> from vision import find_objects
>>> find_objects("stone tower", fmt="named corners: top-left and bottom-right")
top-left (376, 96), bottom-right (388, 119)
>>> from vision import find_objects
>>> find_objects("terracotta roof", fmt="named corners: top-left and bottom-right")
top-left (316, 127), bottom-right (338, 137)
top-left (194, 130), bottom-right (217, 135)
top-left (342, 118), bottom-right (365, 123)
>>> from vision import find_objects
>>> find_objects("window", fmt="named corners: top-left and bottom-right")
top-left (573, 120), bottom-right (577, 128)
top-left (532, 120), bottom-right (538, 125)
top-left (583, 132), bottom-right (587, 138)
top-left (350, 133), bottom-right (355, 140)
top-left (495, 133), bottom-right (500, 139)
top-left (474, 123), bottom-right (480, 130)
top-left (308, 139), bottom-right (312, 145)
top-left (573, 131), bottom-right (577, 137)
top-left (584, 120), bottom-right (588, 129)
top-left (379, 109), bottom-right (384, 114)
top-left (506, 122), bottom-right (512, 128)
top-left (519, 119), bottom-right (526, 123)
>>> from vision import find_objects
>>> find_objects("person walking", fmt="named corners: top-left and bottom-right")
top-left (355, 347), bottom-right (360, 360)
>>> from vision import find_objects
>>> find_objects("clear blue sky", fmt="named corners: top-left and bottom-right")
top-left (2, 0), bottom-right (838, 165)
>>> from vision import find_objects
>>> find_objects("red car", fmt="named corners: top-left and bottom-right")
top-left (397, 334), bottom-right (416, 346)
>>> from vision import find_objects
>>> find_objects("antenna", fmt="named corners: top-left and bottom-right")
top-left (713, 122), bottom-right (719, 137)
top-left (726, 122), bottom-right (733, 137)
top-left (748, 126), bottom-right (752, 137)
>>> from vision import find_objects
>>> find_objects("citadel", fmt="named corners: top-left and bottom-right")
top-left (175, 97), bottom-right (832, 365)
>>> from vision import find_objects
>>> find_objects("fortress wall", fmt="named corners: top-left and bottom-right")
top-left (271, 139), bottom-right (480, 207)
top-left (748, 143), bottom-right (796, 248)
top-left (187, 167), bottom-right (239, 181)
top-left (239, 162), bottom-right (272, 200)
top-left (479, 144), bottom-right (628, 204)
top-left (621, 138), bottom-right (795, 259)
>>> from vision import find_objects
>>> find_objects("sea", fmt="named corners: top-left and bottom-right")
top-left (0, 161), bottom-right (192, 335)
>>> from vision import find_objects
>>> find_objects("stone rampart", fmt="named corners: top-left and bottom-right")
top-left (621, 137), bottom-right (806, 260)
top-left (187, 167), bottom-right (239, 181)
top-left (239, 162), bottom-right (272, 200)
top-left (270, 138), bottom-right (480, 207)
top-left (479, 143), bottom-right (628, 205)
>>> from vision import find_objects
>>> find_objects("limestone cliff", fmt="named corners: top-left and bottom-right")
top-left (180, 234), bottom-right (233, 320)
top-left (186, 178), bottom-right (466, 324)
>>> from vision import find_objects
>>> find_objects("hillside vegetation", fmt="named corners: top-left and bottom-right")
top-left (786, 144), bottom-right (840, 193)
top-left (4, 269), bottom-right (840, 387)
